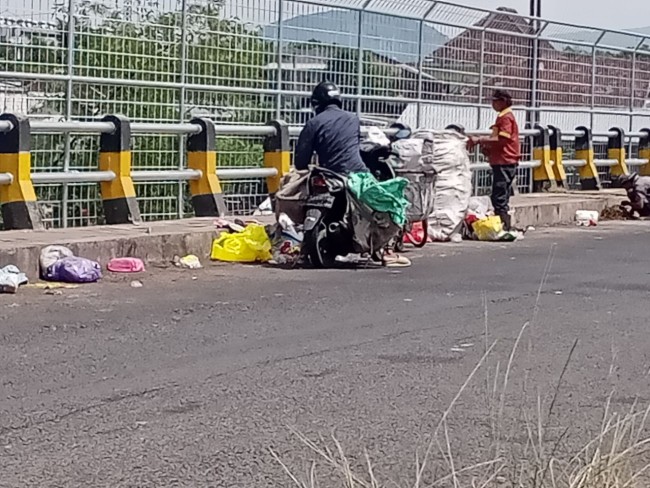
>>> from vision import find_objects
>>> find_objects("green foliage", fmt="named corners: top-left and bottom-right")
top-left (0, 0), bottom-right (275, 222)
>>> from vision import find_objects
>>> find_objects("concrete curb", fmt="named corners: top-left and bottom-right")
top-left (512, 192), bottom-right (623, 228)
top-left (1, 192), bottom-right (626, 280)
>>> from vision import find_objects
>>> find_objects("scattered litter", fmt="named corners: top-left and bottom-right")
top-left (526, 226), bottom-right (536, 232)
top-left (27, 282), bottom-right (79, 290)
top-left (554, 290), bottom-right (563, 295)
top-left (601, 205), bottom-right (629, 221)
top-left (253, 197), bottom-right (273, 216)
top-left (45, 289), bottom-right (63, 296)
top-left (0, 265), bottom-right (28, 294)
top-left (450, 347), bottom-right (465, 353)
top-left (40, 246), bottom-right (102, 283)
top-left (214, 218), bottom-right (245, 233)
top-left (575, 210), bottom-right (599, 227)
top-left (460, 343), bottom-right (474, 348)
top-left (403, 298), bottom-right (413, 302)
top-left (174, 254), bottom-right (203, 269)
top-left (7, 303), bottom-right (19, 308)
top-left (108, 257), bottom-right (145, 274)
top-left (211, 223), bottom-right (272, 263)
top-left (130, 280), bottom-right (144, 288)
top-left (472, 216), bottom-right (520, 242)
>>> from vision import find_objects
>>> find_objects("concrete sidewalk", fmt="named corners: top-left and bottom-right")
top-left (0, 190), bottom-right (625, 279)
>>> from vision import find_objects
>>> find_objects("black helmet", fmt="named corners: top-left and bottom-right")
top-left (311, 81), bottom-right (342, 113)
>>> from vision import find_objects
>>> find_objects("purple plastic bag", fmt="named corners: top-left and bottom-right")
top-left (45, 256), bottom-right (102, 283)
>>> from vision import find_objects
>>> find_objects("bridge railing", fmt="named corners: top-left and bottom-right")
top-left (1, 113), bottom-right (649, 231)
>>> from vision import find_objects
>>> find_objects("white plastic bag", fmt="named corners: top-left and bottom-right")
top-left (40, 245), bottom-right (74, 277)
top-left (0, 265), bottom-right (28, 294)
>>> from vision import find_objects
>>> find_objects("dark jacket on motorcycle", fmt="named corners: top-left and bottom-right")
top-left (294, 105), bottom-right (368, 175)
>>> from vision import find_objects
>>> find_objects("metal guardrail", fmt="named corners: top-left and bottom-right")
top-left (0, 120), bottom-right (648, 189)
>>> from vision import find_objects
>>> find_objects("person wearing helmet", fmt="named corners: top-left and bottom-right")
top-left (294, 81), bottom-right (368, 175)
top-left (616, 173), bottom-right (650, 217)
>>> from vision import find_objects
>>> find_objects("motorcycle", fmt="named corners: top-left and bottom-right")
top-left (302, 124), bottom-right (412, 268)
top-left (302, 166), bottom-right (401, 268)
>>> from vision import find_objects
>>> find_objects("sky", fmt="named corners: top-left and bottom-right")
top-left (451, 0), bottom-right (648, 30)
top-left (1, 0), bottom-right (648, 32)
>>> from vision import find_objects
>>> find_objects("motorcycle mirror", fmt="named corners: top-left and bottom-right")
top-left (389, 122), bottom-right (411, 140)
top-left (394, 128), bottom-right (411, 139)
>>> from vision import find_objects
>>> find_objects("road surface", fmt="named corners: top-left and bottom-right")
top-left (1, 222), bottom-right (650, 487)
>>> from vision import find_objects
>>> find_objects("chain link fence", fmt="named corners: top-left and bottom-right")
top-left (2, 0), bottom-right (650, 227)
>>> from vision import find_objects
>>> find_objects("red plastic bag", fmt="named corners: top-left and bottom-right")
top-left (403, 221), bottom-right (431, 245)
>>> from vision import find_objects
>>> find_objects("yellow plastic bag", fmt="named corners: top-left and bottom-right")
top-left (210, 224), bottom-right (272, 263)
top-left (473, 215), bottom-right (504, 241)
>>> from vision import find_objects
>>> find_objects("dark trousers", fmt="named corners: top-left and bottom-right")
top-left (491, 165), bottom-right (517, 229)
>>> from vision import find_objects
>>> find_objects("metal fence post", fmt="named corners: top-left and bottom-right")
top-left (264, 120), bottom-right (290, 204)
top-left (638, 128), bottom-right (650, 176)
top-left (532, 125), bottom-right (556, 192)
top-left (276, 0), bottom-right (284, 120)
top-left (590, 33), bottom-right (605, 131)
top-left (0, 114), bottom-right (44, 230)
top-left (607, 127), bottom-right (629, 177)
top-left (574, 126), bottom-right (601, 191)
top-left (416, 18), bottom-right (425, 128)
top-left (62, 0), bottom-right (76, 228)
top-left (548, 125), bottom-right (567, 189)
top-left (177, 0), bottom-right (189, 219)
top-left (356, 0), bottom-right (372, 117)
top-left (477, 29), bottom-right (486, 130)
top-left (99, 115), bottom-right (142, 224)
top-left (186, 118), bottom-right (226, 217)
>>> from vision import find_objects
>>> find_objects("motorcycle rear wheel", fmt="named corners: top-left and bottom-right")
top-left (304, 221), bottom-right (337, 268)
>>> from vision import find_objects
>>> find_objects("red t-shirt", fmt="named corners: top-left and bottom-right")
top-left (486, 108), bottom-right (520, 166)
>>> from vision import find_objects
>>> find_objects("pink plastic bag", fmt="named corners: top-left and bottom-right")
top-left (107, 257), bottom-right (145, 273)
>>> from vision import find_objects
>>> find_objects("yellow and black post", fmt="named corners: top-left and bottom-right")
top-left (99, 115), bottom-right (142, 225)
top-left (548, 125), bottom-right (567, 189)
top-left (607, 127), bottom-right (629, 178)
top-left (574, 126), bottom-right (601, 191)
top-left (532, 125), bottom-right (557, 192)
top-left (0, 113), bottom-right (43, 230)
top-left (187, 117), bottom-right (226, 217)
top-left (639, 128), bottom-right (650, 176)
top-left (263, 120), bottom-right (290, 203)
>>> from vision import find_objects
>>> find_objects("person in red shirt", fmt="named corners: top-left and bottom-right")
top-left (470, 90), bottom-right (521, 230)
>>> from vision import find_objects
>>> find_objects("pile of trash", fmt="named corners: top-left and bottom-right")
top-left (40, 245), bottom-right (103, 283)
top-left (209, 215), bottom-right (302, 267)
top-left (462, 196), bottom-right (520, 242)
top-left (1, 245), bottom-right (149, 295)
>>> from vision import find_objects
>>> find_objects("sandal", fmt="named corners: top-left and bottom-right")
top-left (383, 253), bottom-right (412, 268)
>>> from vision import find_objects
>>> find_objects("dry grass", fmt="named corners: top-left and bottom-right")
top-left (270, 246), bottom-right (650, 488)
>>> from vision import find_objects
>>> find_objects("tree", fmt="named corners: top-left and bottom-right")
top-left (0, 0), bottom-right (274, 223)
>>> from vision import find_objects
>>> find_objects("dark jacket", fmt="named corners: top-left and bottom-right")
top-left (625, 175), bottom-right (650, 212)
top-left (294, 105), bottom-right (368, 175)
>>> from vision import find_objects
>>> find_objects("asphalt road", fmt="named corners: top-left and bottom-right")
top-left (1, 222), bottom-right (650, 487)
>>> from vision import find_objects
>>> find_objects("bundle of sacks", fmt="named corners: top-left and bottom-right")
top-left (388, 129), bottom-right (472, 242)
